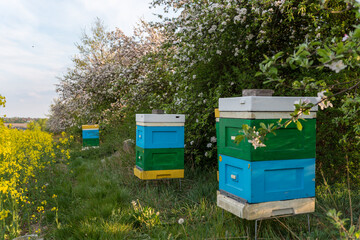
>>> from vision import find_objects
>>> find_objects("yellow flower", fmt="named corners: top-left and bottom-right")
top-left (0, 210), bottom-right (10, 220)
top-left (37, 206), bottom-right (44, 213)
top-left (0, 124), bottom-right (58, 233)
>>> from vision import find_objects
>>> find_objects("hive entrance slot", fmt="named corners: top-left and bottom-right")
top-left (156, 174), bottom-right (171, 179)
top-left (271, 208), bottom-right (294, 216)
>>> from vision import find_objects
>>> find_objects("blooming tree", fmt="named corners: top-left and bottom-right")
top-left (49, 1), bottom-right (359, 176)
top-left (48, 19), bottom-right (165, 133)
top-left (149, 0), bottom-right (360, 166)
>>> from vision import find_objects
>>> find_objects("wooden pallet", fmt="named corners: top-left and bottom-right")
top-left (217, 191), bottom-right (315, 220)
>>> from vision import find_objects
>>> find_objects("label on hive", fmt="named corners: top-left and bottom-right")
top-left (219, 96), bottom-right (318, 112)
top-left (214, 108), bottom-right (220, 118)
top-left (218, 155), bottom-right (315, 203)
top-left (136, 125), bottom-right (184, 149)
top-left (218, 118), bottom-right (316, 161)
top-left (136, 114), bottom-right (185, 123)
top-left (135, 146), bottom-right (184, 171)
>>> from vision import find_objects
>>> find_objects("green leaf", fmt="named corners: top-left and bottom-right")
top-left (353, 28), bottom-right (360, 39)
top-left (242, 124), bottom-right (250, 131)
top-left (274, 51), bottom-right (283, 59)
top-left (296, 121), bottom-right (303, 131)
top-left (260, 122), bottom-right (267, 129)
top-left (263, 79), bottom-right (278, 84)
top-left (317, 49), bottom-right (329, 58)
top-left (268, 67), bottom-right (278, 75)
top-left (234, 135), bottom-right (245, 144)
top-left (255, 72), bottom-right (263, 77)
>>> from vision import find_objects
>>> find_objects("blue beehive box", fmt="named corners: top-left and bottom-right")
top-left (136, 125), bottom-right (184, 149)
top-left (83, 129), bottom-right (100, 139)
top-left (219, 154), bottom-right (315, 203)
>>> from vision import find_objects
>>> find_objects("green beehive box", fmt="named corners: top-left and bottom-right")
top-left (218, 118), bottom-right (316, 161)
top-left (83, 138), bottom-right (100, 147)
top-left (136, 146), bottom-right (184, 171)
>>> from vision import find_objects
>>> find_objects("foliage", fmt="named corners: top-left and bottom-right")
top-left (0, 94), bottom-right (5, 119)
top-left (253, 3), bottom-right (360, 179)
top-left (0, 95), bottom-right (5, 108)
top-left (27, 119), bottom-right (48, 132)
top-left (327, 209), bottom-right (360, 239)
top-left (48, 18), bottom-right (164, 133)
top-left (148, 0), bottom-right (360, 166)
top-left (130, 199), bottom-right (161, 228)
top-left (49, 0), bottom-right (360, 172)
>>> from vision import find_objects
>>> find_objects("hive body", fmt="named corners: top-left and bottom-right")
top-left (219, 155), bottom-right (315, 203)
top-left (134, 114), bottom-right (185, 180)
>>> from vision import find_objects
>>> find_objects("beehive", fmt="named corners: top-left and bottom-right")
top-left (134, 114), bottom-right (185, 180)
top-left (217, 95), bottom-right (318, 214)
top-left (82, 125), bottom-right (99, 147)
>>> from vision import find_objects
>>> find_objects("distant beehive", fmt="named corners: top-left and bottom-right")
top-left (217, 94), bottom-right (318, 219)
top-left (82, 125), bottom-right (99, 147)
top-left (134, 113), bottom-right (185, 180)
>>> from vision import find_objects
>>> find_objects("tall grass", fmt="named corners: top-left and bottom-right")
top-left (38, 124), bottom-right (360, 239)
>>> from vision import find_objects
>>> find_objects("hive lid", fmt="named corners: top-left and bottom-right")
top-left (219, 96), bottom-right (318, 112)
top-left (136, 114), bottom-right (185, 123)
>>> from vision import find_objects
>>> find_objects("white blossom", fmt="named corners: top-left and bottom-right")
top-left (246, 34), bottom-right (254, 41)
top-left (316, 91), bottom-right (333, 110)
top-left (325, 60), bottom-right (347, 73)
top-left (208, 25), bottom-right (217, 33)
top-left (248, 137), bottom-right (266, 149)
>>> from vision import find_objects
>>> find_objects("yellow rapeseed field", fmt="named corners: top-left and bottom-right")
top-left (0, 122), bottom-right (71, 238)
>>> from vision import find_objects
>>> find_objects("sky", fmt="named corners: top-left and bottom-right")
top-left (0, 0), bottom-right (161, 118)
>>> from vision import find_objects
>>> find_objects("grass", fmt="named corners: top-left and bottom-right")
top-left (35, 136), bottom-right (360, 239)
